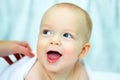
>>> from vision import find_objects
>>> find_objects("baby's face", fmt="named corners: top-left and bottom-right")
top-left (37, 7), bottom-right (86, 72)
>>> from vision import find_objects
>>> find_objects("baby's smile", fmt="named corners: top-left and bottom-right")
top-left (47, 50), bottom-right (62, 63)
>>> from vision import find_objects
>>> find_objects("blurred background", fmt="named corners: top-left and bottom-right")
top-left (0, 0), bottom-right (120, 74)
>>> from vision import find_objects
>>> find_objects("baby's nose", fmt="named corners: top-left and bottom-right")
top-left (50, 41), bottom-right (61, 45)
top-left (50, 36), bottom-right (61, 46)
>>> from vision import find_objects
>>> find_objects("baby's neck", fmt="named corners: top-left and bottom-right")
top-left (44, 65), bottom-right (75, 80)
top-left (25, 60), bottom-right (88, 80)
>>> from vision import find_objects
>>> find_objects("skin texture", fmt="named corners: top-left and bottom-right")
top-left (25, 3), bottom-right (92, 80)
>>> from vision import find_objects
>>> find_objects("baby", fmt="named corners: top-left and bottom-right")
top-left (0, 2), bottom-right (92, 80)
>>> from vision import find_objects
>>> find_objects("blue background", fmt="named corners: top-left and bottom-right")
top-left (0, 0), bottom-right (120, 73)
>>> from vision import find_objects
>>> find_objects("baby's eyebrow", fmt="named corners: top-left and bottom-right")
top-left (63, 29), bottom-right (77, 36)
top-left (40, 24), bottom-right (52, 30)
top-left (42, 23), bottom-right (53, 28)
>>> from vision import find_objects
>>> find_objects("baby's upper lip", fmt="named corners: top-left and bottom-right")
top-left (47, 50), bottom-right (62, 56)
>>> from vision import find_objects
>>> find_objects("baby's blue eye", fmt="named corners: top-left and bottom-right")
top-left (63, 33), bottom-right (73, 39)
top-left (43, 30), bottom-right (51, 35)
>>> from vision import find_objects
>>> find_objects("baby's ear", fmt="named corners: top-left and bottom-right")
top-left (78, 43), bottom-right (90, 59)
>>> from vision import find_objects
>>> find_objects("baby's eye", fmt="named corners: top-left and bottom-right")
top-left (43, 30), bottom-right (51, 35)
top-left (63, 33), bottom-right (73, 39)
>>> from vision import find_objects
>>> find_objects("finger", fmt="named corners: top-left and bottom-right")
top-left (19, 46), bottom-right (34, 57)
top-left (14, 41), bottom-right (34, 57)
top-left (3, 56), bottom-right (13, 65)
top-left (15, 41), bottom-right (32, 51)
top-left (14, 54), bottom-right (21, 61)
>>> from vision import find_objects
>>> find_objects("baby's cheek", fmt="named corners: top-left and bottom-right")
top-left (37, 39), bottom-right (46, 54)
top-left (37, 39), bottom-right (47, 47)
top-left (64, 46), bottom-right (77, 58)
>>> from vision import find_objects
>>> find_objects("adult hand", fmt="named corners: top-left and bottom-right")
top-left (0, 41), bottom-right (34, 64)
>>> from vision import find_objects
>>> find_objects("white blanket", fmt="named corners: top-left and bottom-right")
top-left (0, 57), bottom-right (36, 80)
top-left (0, 56), bottom-right (120, 80)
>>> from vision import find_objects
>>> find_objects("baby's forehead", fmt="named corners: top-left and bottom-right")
top-left (42, 3), bottom-right (88, 30)
top-left (48, 4), bottom-right (86, 24)
top-left (44, 3), bottom-right (87, 23)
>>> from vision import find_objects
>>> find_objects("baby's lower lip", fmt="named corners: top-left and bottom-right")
top-left (47, 52), bottom-right (62, 63)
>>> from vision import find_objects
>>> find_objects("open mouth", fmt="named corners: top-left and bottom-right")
top-left (47, 50), bottom-right (62, 63)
